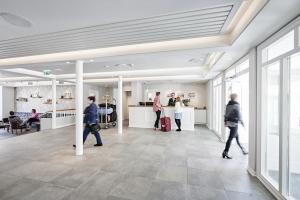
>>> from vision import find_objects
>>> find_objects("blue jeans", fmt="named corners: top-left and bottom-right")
top-left (83, 124), bottom-right (102, 145)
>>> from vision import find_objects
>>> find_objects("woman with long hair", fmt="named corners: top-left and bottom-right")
top-left (174, 96), bottom-right (183, 132)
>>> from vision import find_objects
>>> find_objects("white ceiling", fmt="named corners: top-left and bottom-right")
top-left (0, 0), bottom-right (238, 40)
top-left (0, 0), bottom-right (299, 84)
top-left (0, 0), bottom-right (241, 59)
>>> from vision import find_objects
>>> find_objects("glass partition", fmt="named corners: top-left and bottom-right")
top-left (261, 61), bottom-right (280, 189)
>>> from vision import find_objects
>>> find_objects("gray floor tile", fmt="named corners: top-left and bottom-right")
top-left (109, 176), bottom-right (152, 200)
top-left (0, 178), bottom-right (45, 200)
top-left (186, 185), bottom-right (229, 200)
top-left (51, 167), bottom-right (99, 188)
top-left (145, 180), bottom-right (186, 200)
top-left (0, 125), bottom-right (275, 200)
top-left (187, 168), bottom-right (224, 190)
top-left (226, 191), bottom-right (275, 200)
top-left (156, 165), bottom-right (188, 184)
top-left (22, 184), bottom-right (72, 200)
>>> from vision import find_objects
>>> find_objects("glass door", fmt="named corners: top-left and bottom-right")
top-left (226, 72), bottom-right (249, 144)
top-left (289, 53), bottom-right (300, 199)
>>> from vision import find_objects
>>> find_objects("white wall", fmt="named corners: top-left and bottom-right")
top-left (16, 85), bottom-right (75, 113)
top-left (143, 82), bottom-right (207, 108)
top-left (1, 86), bottom-right (15, 118)
top-left (15, 84), bottom-right (111, 113)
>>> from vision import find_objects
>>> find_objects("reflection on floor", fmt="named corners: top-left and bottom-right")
top-left (0, 125), bottom-right (275, 200)
top-left (269, 170), bottom-right (300, 199)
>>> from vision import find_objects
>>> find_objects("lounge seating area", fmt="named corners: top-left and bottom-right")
top-left (0, 112), bottom-right (41, 136)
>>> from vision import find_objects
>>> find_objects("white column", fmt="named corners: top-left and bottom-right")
top-left (131, 81), bottom-right (143, 105)
top-left (118, 76), bottom-right (123, 134)
top-left (75, 60), bottom-right (84, 156)
top-left (52, 78), bottom-right (56, 129)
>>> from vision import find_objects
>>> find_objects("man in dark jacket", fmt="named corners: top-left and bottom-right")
top-left (222, 93), bottom-right (247, 159)
top-left (73, 96), bottom-right (102, 148)
top-left (168, 92), bottom-right (176, 106)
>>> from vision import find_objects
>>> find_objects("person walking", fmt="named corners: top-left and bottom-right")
top-left (222, 93), bottom-right (248, 159)
top-left (153, 92), bottom-right (162, 131)
top-left (73, 96), bottom-right (102, 148)
top-left (174, 96), bottom-right (184, 132)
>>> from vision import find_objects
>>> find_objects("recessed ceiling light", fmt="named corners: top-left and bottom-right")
top-left (104, 65), bottom-right (110, 68)
top-left (189, 58), bottom-right (204, 63)
top-left (115, 63), bottom-right (133, 67)
top-left (66, 61), bottom-right (71, 64)
top-left (0, 12), bottom-right (32, 28)
top-left (89, 59), bottom-right (94, 62)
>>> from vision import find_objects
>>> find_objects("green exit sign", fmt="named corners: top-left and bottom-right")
top-left (43, 70), bottom-right (52, 75)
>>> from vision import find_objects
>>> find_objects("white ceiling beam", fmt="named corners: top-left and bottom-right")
top-left (56, 66), bottom-right (205, 79)
top-left (1, 68), bottom-right (55, 79)
top-left (84, 75), bottom-right (205, 83)
top-left (0, 76), bottom-right (43, 82)
top-left (0, 35), bottom-right (229, 67)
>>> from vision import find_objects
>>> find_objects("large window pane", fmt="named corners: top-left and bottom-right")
top-left (262, 62), bottom-right (280, 189)
top-left (262, 31), bottom-right (294, 62)
top-left (289, 53), bottom-right (300, 199)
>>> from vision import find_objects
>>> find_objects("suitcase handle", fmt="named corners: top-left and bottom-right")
top-left (161, 108), bottom-right (165, 118)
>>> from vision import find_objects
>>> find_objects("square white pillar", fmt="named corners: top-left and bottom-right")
top-left (52, 78), bottom-right (56, 129)
top-left (76, 60), bottom-right (84, 155)
top-left (118, 76), bottom-right (123, 134)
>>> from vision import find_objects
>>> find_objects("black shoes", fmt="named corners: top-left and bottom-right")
top-left (242, 150), bottom-right (248, 155)
top-left (72, 144), bottom-right (103, 148)
top-left (176, 129), bottom-right (182, 132)
top-left (222, 151), bottom-right (232, 159)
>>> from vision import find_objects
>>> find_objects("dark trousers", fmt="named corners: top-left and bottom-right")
top-left (83, 124), bottom-right (102, 145)
top-left (175, 119), bottom-right (181, 129)
top-left (154, 110), bottom-right (161, 128)
top-left (27, 118), bottom-right (40, 126)
top-left (224, 126), bottom-right (244, 152)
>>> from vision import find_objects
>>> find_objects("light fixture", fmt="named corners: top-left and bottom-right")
top-left (66, 61), bottom-right (71, 64)
top-left (0, 12), bottom-right (32, 28)
top-left (115, 63), bottom-right (134, 67)
top-left (104, 65), bottom-right (110, 68)
top-left (89, 59), bottom-right (94, 62)
top-left (189, 58), bottom-right (204, 63)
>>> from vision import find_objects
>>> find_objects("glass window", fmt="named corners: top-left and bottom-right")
top-left (262, 31), bottom-right (294, 62)
top-left (262, 61), bottom-right (280, 189)
top-left (225, 68), bottom-right (235, 79)
top-left (236, 60), bottom-right (249, 73)
top-left (289, 53), bottom-right (300, 199)
top-left (213, 76), bottom-right (223, 137)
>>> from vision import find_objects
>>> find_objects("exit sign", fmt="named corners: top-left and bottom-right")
top-left (43, 70), bottom-right (52, 75)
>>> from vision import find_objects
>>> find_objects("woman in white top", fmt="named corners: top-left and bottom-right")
top-left (174, 96), bottom-right (184, 132)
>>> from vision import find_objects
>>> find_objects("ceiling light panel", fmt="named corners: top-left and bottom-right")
top-left (0, 4), bottom-right (237, 59)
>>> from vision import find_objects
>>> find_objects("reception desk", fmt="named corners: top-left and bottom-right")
top-left (128, 105), bottom-right (195, 131)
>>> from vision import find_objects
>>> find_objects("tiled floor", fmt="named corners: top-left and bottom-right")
top-left (0, 125), bottom-right (275, 200)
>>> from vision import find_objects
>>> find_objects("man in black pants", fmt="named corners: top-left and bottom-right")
top-left (222, 93), bottom-right (248, 159)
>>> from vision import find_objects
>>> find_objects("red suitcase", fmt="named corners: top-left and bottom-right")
top-left (161, 115), bottom-right (171, 132)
